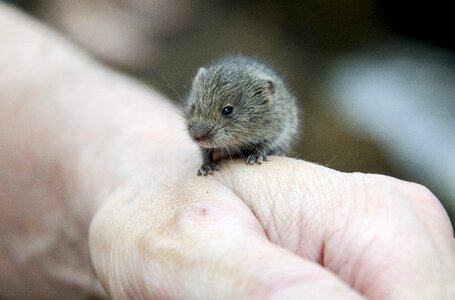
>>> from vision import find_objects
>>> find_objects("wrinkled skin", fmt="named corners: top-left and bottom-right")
top-left (1, 4), bottom-right (455, 300)
top-left (91, 159), bottom-right (455, 300)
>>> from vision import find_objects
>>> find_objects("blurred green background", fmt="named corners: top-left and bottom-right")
top-left (4, 0), bottom-right (454, 224)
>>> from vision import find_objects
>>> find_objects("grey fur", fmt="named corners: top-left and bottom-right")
top-left (185, 55), bottom-right (299, 175)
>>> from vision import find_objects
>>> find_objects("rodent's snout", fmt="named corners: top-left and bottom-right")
top-left (188, 122), bottom-right (212, 143)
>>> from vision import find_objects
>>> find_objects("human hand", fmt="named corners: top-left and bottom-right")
top-left (90, 157), bottom-right (455, 299)
top-left (1, 3), bottom-right (453, 299)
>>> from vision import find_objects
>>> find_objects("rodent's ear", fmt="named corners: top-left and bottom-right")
top-left (254, 70), bottom-right (276, 96)
top-left (266, 80), bottom-right (275, 95)
top-left (258, 78), bottom-right (275, 99)
top-left (194, 67), bottom-right (206, 83)
top-left (252, 78), bottom-right (276, 103)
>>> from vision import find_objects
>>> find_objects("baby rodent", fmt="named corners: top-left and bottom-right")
top-left (185, 55), bottom-right (299, 176)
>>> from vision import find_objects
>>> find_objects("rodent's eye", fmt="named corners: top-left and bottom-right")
top-left (221, 105), bottom-right (234, 116)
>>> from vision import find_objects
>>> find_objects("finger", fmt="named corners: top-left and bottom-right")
top-left (90, 178), bottom-right (365, 299)
top-left (216, 158), bottom-right (455, 299)
top-left (323, 176), bottom-right (455, 299)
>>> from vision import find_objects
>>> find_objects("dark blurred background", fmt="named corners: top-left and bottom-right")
top-left (4, 0), bottom-right (454, 224)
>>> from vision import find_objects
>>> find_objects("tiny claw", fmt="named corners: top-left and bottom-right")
top-left (246, 153), bottom-right (268, 165)
top-left (197, 162), bottom-right (218, 176)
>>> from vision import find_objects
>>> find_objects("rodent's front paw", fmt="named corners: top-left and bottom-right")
top-left (246, 152), bottom-right (269, 165)
top-left (197, 162), bottom-right (219, 176)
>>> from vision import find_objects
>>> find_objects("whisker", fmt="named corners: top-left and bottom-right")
top-left (227, 140), bottom-right (247, 162)
top-left (161, 74), bottom-right (181, 97)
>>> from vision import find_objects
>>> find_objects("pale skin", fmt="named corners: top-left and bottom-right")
top-left (0, 4), bottom-right (454, 300)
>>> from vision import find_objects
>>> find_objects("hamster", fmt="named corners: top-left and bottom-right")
top-left (184, 55), bottom-right (299, 176)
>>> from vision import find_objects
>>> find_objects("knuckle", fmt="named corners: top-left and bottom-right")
top-left (362, 174), bottom-right (452, 235)
top-left (361, 173), bottom-right (435, 202)
top-left (397, 180), bottom-right (436, 200)
top-left (401, 182), bottom-right (453, 232)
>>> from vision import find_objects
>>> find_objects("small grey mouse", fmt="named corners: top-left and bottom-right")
top-left (185, 55), bottom-right (299, 176)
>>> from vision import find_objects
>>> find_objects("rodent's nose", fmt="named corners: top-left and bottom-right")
top-left (189, 122), bottom-right (212, 142)
top-left (193, 132), bottom-right (210, 142)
